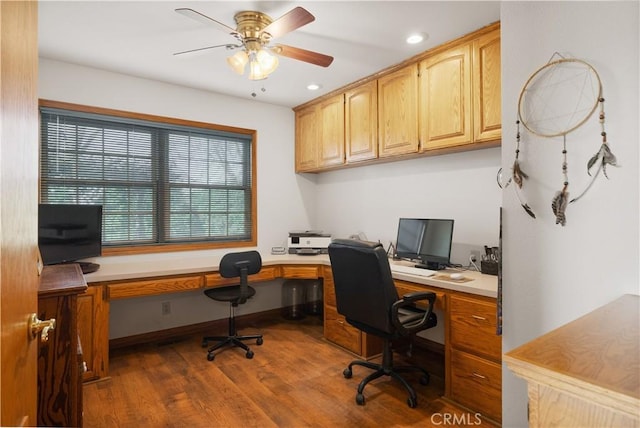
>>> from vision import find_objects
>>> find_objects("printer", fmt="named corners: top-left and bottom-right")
top-left (287, 231), bottom-right (332, 255)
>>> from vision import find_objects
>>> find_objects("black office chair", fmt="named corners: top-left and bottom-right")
top-left (328, 239), bottom-right (438, 408)
top-left (202, 250), bottom-right (264, 361)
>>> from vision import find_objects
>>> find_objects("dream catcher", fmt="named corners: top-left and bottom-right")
top-left (500, 53), bottom-right (617, 226)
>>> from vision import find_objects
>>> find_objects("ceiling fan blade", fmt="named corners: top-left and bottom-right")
top-left (175, 8), bottom-right (240, 39)
top-left (274, 44), bottom-right (334, 67)
top-left (173, 43), bottom-right (241, 56)
top-left (262, 7), bottom-right (315, 39)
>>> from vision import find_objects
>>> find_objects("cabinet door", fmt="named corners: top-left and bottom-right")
top-left (318, 94), bottom-right (345, 168)
top-left (419, 43), bottom-right (472, 150)
top-left (295, 105), bottom-right (319, 172)
top-left (473, 28), bottom-right (501, 143)
top-left (378, 64), bottom-right (419, 157)
top-left (77, 285), bottom-right (108, 381)
top-left (345, 80), bottom-right (378, 162)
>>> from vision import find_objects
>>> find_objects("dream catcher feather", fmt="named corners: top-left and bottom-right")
top-left (501, 54), bottom-right (617, 226)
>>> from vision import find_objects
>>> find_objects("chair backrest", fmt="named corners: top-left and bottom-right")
top-left (219, 251), bottom-right (262, 304)
top-left (328, 239), bottom-right (399, 335)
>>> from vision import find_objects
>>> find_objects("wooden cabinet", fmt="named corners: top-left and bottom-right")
top-left (419, 43), bottom-right (473, 150)
top-left (318, 94), bottom-right (345, 168)
top-left (345, 80), bottom-right (378, 163)
top-left (419, 26), bottom-right (501, 151)
top-left (473, 28), bottom-right (502, 143)
top-left (38, 264), bottom-right (87, 427)
top-left (378, 64), bottom-right (419, 157)
top-left (294, 94), bottom-right (345, 172)
top-left (295, 105), bottom-right (319, 172)
top-left (77, 284), bottom-right (109, 381)
top-left (447, 293), bottom-right (502, 423)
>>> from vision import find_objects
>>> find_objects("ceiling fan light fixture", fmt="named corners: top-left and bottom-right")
top-left (255, 49), bottom-right (278, 75)
top-left (227, 50), bottom-right (249, 75)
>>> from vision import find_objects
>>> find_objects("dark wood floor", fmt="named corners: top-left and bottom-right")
top-left (83, 313), bottom-right (490, 427)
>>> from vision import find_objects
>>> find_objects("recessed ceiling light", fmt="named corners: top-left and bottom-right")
top-left (406, 33), bottom-right (427, 45)
top-left (307, 83), bottom-right (321, 91)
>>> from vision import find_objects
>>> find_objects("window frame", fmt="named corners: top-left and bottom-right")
top-left (38, 99), bottom-right (258, 257)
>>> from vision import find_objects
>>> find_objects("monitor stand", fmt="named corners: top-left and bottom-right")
top-left (414, 261), bottom-right (446, 271)
top-left (76, 262), bottom-right (100, 274)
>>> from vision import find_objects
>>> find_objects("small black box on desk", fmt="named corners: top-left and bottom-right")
top-left (481, 260), bottom-right (498, 276)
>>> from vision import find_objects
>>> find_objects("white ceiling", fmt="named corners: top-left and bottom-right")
top-left (39, 1), bottom-right (501, 108)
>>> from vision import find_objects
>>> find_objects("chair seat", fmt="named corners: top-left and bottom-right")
top-left (204, 285), bottom-right (257, 303)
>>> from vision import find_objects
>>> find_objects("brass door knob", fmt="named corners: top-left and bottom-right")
top-left (29, 314), bottom-right (56, 342)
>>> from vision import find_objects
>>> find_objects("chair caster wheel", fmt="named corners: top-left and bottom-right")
top-left (207, 353), bottom-right (215, 361)
top-left (356, 393), bottom-right (365, 406)
top-left (420, 374), bottom-right (430, 385)
top-left (246, 350), bottom-right (254, 359)
top-left (256, 337), bottom-right (263, 346)
top-left (343, 368), bottom-right (352, 379)
top-left (407, 396), bottom-right (417, 408)
top-left (201, 340), bottom-right (208, 347)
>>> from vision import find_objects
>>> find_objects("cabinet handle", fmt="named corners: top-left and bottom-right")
top-left (472, 372), bottom-right (486, 379)
top-left (471, 315), bottom-right (486, 321)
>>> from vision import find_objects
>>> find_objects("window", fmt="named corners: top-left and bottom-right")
top-left (39, 101), bottom-right (256, 254)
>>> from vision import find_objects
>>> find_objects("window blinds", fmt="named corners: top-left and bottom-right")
top-left (40, 108), bottom-right (253, 247)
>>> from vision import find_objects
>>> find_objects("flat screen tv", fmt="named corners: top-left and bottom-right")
top-left (395, 218), bottom-right (454, 270)
top-left (38, 204), bottom-right (102, 274)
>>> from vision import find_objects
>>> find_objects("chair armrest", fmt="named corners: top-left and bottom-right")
top-left (391, 291), bottom-right (437, 335)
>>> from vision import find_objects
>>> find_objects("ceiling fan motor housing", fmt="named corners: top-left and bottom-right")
top-left (234, 11), bottom-right (273, 50)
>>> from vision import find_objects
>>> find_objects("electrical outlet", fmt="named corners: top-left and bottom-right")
top-left (469, 251), bottom-right (480, 263)
top-left (161, 301), bottom-right (171, 316)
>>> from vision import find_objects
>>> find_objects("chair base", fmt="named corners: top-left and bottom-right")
top-left (202, 333), bottom-right (263, 361)
top-left (342, 339), bottom-right (430, 408)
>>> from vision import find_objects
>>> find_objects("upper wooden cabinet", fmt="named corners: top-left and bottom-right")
top-left (318, 94), bottom-right (345, 168)
top-left (378, 64), bottom-right (419, 157)
top-left (473, 28), bottom-right (501, 143)
top-left (295, 94), bottom-right (345, 172)
top-left (293, 22), bottom-right (501, 173)
top-left (419, 43), bottom-right (473, 150)
top-left (295, 105), bottom-right (319, 172)
top-left (345, 80), bottom-right (378, 163)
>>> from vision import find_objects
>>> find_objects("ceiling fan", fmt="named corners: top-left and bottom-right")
top-left (175, 6), bottom-right (334, 81)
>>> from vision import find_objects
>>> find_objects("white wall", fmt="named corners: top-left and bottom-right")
top-left (501, 2), bottom-right (639, 426)
top-left (39, 58), bottom-right (316, 338)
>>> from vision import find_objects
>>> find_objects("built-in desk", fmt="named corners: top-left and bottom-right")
top-left (81, 254), bottom-right (500, 423)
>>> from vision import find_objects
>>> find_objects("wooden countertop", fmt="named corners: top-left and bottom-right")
top-left (39, 264), bottom-right (87, 297)
top-left (84, 253), bottom-right (498, 298)
top-left (504, 294), bottom-right (640, 416)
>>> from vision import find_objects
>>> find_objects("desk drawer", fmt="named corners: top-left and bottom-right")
top-left (394, 281), bottom-right (446, 311)
top-left (205, 266), bottom-right (278, 287)
top-left (107, 275), bottom-right (203, 299)
top-left (450, 294), bottom-right (501, 361)
top-left (450, 349), bottom-right (502, 422)
top-left (281, 265), bottom-right (320, 279)
top-left (324, 305), bottom-right (361, 354)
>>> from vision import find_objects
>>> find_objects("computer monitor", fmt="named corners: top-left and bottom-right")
top-left (395, 218), bottom-right (454, 270)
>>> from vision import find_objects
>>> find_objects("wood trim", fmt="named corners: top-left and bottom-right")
top-left (106, 274), bottom-right (204, 300)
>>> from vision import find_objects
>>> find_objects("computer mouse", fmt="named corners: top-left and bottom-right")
top-left (450, 273), bottom-right (463, 280)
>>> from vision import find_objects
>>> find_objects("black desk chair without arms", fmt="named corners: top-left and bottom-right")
top-left (328, 239), bottom-right (438, 408)
top-left (202, 250), bottom-right (264, 361)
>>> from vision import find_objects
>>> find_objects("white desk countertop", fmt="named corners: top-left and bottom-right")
top-left (85, 253), bottom-right (498, 298)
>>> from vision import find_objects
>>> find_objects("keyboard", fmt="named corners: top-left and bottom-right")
top-left (391, 264), bottom-right (436, 278)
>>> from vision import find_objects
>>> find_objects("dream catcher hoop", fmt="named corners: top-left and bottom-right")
top-left (502, 53), bottom-right (617, 226)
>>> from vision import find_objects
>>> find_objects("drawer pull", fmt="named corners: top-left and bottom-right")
top-left (472, 372), bottom-right (486, 379)
top-left (471, 315), bottom-right (487, 321)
